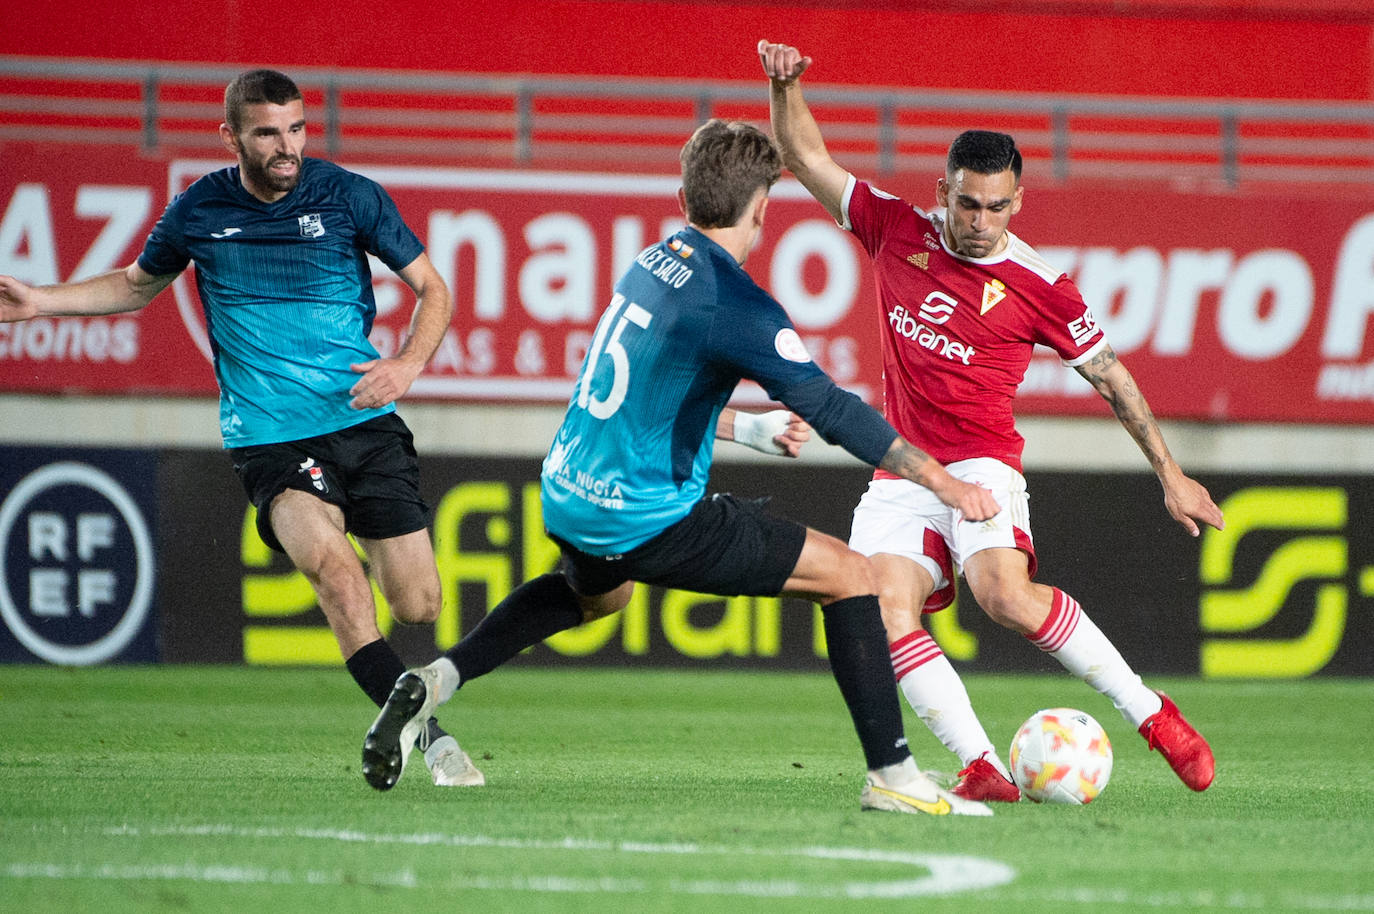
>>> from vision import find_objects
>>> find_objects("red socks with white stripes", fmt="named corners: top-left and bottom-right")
top-left (889, 629), bottom-right (1009, 778)
top-left (887, 587), bottom-right (1164, 771)
top-left (1027, 588), bottom-right (1162, 727)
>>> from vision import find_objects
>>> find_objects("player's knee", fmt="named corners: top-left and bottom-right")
top-left (875, 575), bottom-right (910, 614)
top-left (976, 583), bottom-right (1036, 631)
top-left (579, 581), bottom-right (633, 622)
top-left (388, 573), bottom-right (441, 625)
top-left (831, 548), bottom-right (878, 601)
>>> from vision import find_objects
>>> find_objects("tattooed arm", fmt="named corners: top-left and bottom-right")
top-left (878, 437), bottom-right (1001, 522)
top-left (1075, 345), bottom-right (1224, 536)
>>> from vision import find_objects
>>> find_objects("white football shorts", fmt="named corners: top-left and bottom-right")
top-left (848, 457), bottom-right (1037, 612)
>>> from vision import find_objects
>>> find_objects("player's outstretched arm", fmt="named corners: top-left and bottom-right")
top-left (1075, 345), bottom-right (1225, 536)
top-left (349, 251), bottom-right (453, 410)
top-left (718, 408), bottom-right (812, 458)
top-left (0, 264), bottom-right (171, 322)
top-left (880, 437), bottom-right (1001, 522)
top-left (758, 39), bottom-right (850, 224)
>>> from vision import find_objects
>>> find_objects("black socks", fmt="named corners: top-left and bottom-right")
top-left (344, 637), bottom-right (407, 708)
top-left (447, 573), bottom-right (585, 684)
top-left (821, 595), bottom-right (910, 771)
top-left (346, 638), bottom-right (446, 747)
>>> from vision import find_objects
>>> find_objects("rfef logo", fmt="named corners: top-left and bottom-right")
top-left (0, 455), bottom-right (157, 664)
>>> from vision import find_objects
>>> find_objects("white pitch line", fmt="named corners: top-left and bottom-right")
top-left (1010, 886), bottom-right (1374, 912)
top-left (4, 862), bottom-right (419, 889)
top-left (12, 823), bottom-right (1371, 909)
top-left (6, 823), bottom-right (1017, 899)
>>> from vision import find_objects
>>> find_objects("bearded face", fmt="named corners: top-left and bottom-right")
top-left (222, 99), bottom-right (307, 202)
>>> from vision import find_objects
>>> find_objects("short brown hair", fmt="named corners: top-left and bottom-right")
top-left (679, 119), bottom-right (782, 229)
top-left (224, 69), bottom-right (302, 133)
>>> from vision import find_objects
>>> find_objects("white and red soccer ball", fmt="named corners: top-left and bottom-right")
top-left (1009, 707), bottom-right (1113, 804)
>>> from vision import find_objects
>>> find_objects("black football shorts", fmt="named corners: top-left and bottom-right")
top-left (230, 413), bottom-right (429, 553)
top-left (550, 492), bottom-right (808, 598)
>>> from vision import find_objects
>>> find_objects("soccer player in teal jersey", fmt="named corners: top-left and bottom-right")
top-left (362, 120), bottom-right (1004, 817)
top-left (0, 70), bottom-right (482, 787)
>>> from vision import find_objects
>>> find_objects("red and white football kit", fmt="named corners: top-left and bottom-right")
top-left (842, 174), bottom-right (1108, 610)
top-left (831, 172), bottom-right (1213, 794)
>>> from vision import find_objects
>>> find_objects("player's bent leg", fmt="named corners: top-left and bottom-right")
top-left (781, 539), bottom-right (992, 817)
top-left (781, 529), bottom-right (876, 602)
top-left (961, 547), bottom-right (1051, 635)
top-left (967, 551), bottom-right (1214, 791)
top-left (371, 572), bottom-right (626, 791)
top-left (869, 554), bottom-right (1016, 800)
top-left (270, 489), bottom-right (383, 656)
top-left (359, 529), bottom-right (442, 625)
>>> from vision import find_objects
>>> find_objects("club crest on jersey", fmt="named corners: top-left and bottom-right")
top-left (298, 213), bottom-right (325, 238)
top-left (906, 252), bottom-right (930, 270)
top-left (980, 279), bottom-right (1007, 315)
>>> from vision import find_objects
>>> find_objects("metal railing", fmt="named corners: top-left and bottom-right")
top-left (3, 55), bottom-right (1373, 189)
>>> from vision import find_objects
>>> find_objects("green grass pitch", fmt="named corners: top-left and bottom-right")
top-left (1, 666), bottom-right (1371, 913)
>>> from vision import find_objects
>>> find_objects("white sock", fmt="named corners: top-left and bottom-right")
top-left (1028, 589), bottom-right (1163, 728)
top-left (872, 755), bottom-right (923, 787)
top-left (891, 630), bottom-right (1010, 779)
top-left (426, 657), bottom-right (460, 705)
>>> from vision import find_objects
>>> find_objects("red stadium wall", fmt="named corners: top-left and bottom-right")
top-left (5, 0), bottom-right (1372, 100)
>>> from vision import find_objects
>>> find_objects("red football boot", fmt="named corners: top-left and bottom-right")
top-left (951, 753), bottom-right (1022, 802)
top-left (1138, 691), bottom-right (1215, 791)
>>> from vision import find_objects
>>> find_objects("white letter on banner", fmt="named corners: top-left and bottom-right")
top-left (1323, 213), bottom-right (1374, 359)
top-left (0, 184), bottom-right (60, 285)
top-left (1218, 250), bottom-right (1312, 360)
top-left (770, 220), bottom-right (857, 329)
top-left (520, 213), bottom-right (595, 323)
top-left (1075, 247), bottom-right (1162, 353)
top-left (70, 186), bottom-right (152, 281)
top-left (1154, 249), bottom-right (1233, 355)
top-left (429, 210), bottom-right (506, 320)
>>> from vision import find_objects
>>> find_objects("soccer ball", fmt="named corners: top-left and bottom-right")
top-left (1009, 708), bottom-right (1113, 805)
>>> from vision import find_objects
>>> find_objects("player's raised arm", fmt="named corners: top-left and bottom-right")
top-left (1074, 344), bottom-right (1224, 537)
top-left (0, 263), bottom-right (173, 322)
top-left (757, 39), bottom-right (850, 224)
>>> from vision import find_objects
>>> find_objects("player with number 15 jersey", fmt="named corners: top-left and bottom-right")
top-left (542, 225), bottom-right (893, 556)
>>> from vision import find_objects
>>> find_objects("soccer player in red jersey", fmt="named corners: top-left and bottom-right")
top-left (759, 40), bottom-right (1224, 800)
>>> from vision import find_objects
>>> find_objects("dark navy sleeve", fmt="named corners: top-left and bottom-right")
top-left (136, 193), bottom-right (192, 277)
top-left (773, 375), bottom-right (899, 468)
top-left (706, 270), bottom-right (899, 468)
top-left (347, 173), bottom-right (423, 270)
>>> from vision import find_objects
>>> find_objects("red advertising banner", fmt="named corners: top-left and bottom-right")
top-left (3, 141), bottom-right (1374, 423)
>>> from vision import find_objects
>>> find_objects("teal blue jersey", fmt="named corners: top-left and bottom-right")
top-left (138, 158), bottom-right (424, 447)
top-left (541, 227), bottom-right (897, 556)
